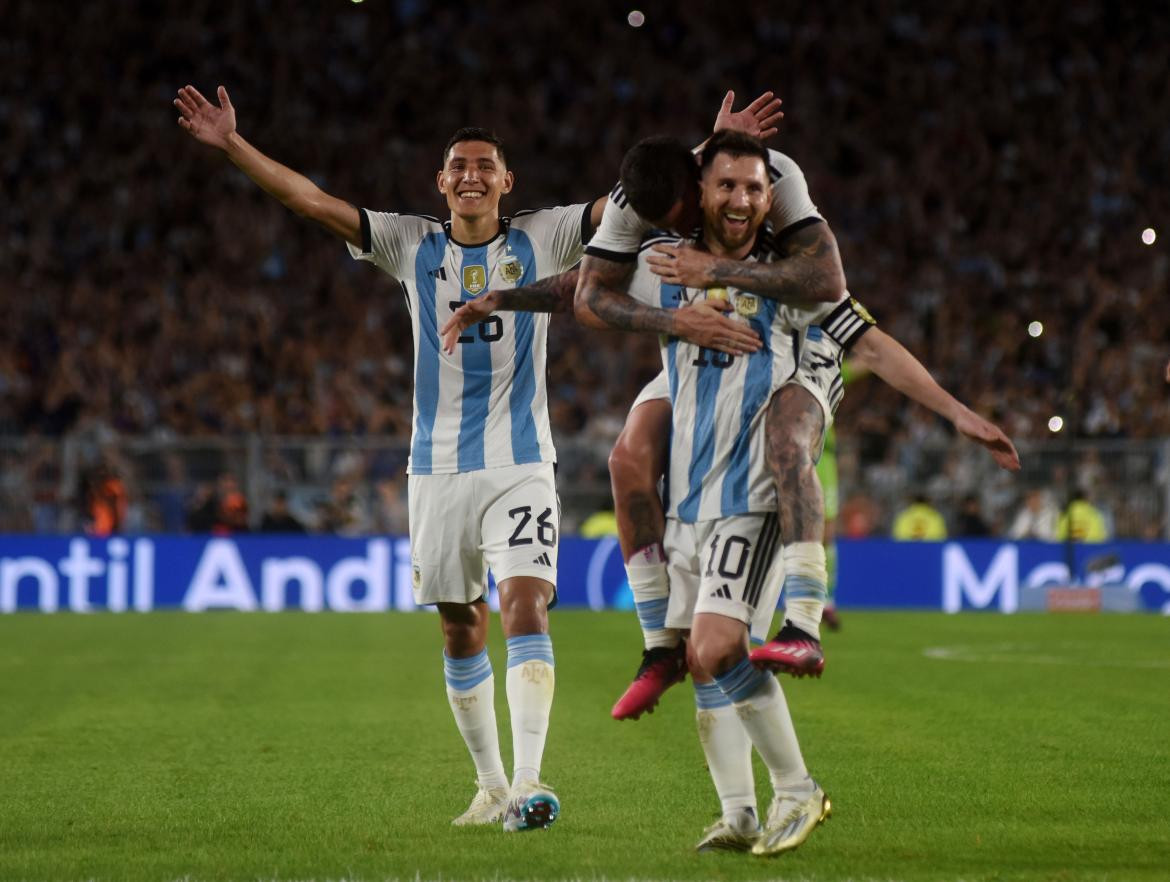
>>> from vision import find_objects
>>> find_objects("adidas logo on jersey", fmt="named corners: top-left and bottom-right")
top-left (532, 552), bottom-right (552, 567)
top-left (709, 584), bottom-right (732, 600)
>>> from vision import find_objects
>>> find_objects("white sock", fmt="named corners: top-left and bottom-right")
top-left (694, 681), bottom-right (756, 818)
top-left (443, 650), bottom-right (508, 791)
top-left (627, 543), bottom-right (680, 650)
top-left (715, 659), bottom-right (808, 791)
top-left (505, 634), bottom-right (555, 786)
top-left (782, 542), bottom-right (828, 638)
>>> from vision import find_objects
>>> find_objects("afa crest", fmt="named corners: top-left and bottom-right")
top-left (462, 265), bottom-right (487, 295)
top-left (500, 256), bottom-right (524, 284)
top-left (734, 294), bottom-right (760, 317)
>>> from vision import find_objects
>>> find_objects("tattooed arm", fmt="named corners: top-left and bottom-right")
top-left (645, 219), bottom-right (847, 304)
top-left (574, 255), bottom-right (762, 354)
top-left (440, 270), bottom-right (581, 353)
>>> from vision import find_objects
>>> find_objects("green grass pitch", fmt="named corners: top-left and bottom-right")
top-left (1, 610), bottom-right (1168, 882)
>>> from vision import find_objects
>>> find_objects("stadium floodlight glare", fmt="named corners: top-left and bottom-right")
top-left (627, 10), bottom-right (645, 26)
top-left (1048, 416), bottom-right (1064, 433)
top-left (1142, 228), bottom-right (1156, 245)
top-left (1027, 321), bottom-right (1043, 338)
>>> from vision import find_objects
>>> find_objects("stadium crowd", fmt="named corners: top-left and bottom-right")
top-left (2, 0), bottom-right (1168, 536)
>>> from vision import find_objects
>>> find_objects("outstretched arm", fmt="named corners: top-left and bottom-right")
top-left (646, 220), bottom-right (846, 303)
top-left (849, 328), bottom-right (1021, 471)
top-left (175, 85), bottom-right (361, 246)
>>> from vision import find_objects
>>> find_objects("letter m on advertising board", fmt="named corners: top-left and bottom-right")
top-left (942, 543), bottom-right (1019, 613)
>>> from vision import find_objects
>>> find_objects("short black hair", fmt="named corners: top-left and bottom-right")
top-left (699, 130), bottom-right (769, 174)
top-left (443, 127), bottom-right (506, 166)
top-left (619, 135), bottom-right (698, 222)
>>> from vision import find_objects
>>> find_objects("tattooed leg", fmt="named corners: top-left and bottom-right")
top-left (765, 385), bottom-right (829, 638)
top-left (609, 398), bottom-right (678, 651)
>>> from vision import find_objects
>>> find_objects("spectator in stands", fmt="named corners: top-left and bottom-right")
top-left (258, 489), bottom-right (305, 533)
top-left (82, 464), bottom-right (127, 536)
top-left (892, 494), bottom-right (947, 541)
top-left (2, 2), bottom-right (1168, 537)
top-left (316, 476), bottom-right (371, 536)
top-left (1007, 489), bottom-right (1059, 541)
top-left (953, 494), bottom-right (992, 537)
top-left (1056, 490), bottom-right (1109, 542)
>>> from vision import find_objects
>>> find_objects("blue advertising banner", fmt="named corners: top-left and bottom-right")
top-left (0, 535), bottom-right (1167, 614)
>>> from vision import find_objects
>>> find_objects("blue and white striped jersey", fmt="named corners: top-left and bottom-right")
top-left (348, 204), bottom-right (592, 475)
top-left (625, 235), bottom-right (872, 522)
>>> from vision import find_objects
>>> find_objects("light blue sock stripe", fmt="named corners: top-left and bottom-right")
top-left (784, 574), bottom-right (827, 600)
top-left (443, 649), bottom-right (492, 691)
top-left (635, 597), bottom-right (669, 631)
top-left (750, 636), bottom-right (764, 647)
top-left (714, 658), bottom-right (769, 704)
top-left (506, 634), bottom-right (554, 668)
top-left (694, 681), bottom-right (732, 710)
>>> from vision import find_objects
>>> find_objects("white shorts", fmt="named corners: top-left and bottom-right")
top-left (630, 370), bottom-right (671, 412)
top-left (408, 462), bottom-right (559, 606)
top-left (664, 513), bottom-right (784, 643)
top-left (782, 332), bottom-right (843, 442)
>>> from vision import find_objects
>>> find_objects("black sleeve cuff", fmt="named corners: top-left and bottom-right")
top-left (821, 297), bottom-right (877, 350)
top-left (584, 245), bottom-right (637, 262)
top-left (773, 216), bottom-right (822, 245)
top-left (579, 202), bottom-right (594, 245)
top-left (359, 208), bottom-right (372, 253)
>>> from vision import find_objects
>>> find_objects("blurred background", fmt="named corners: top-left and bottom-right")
top-left (3, 0), bottom-right (1168, 540)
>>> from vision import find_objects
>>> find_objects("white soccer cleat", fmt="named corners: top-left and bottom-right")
top-left (751, 782), bottom-right (831, 856)
top-left (502, 779), bottom-right (560, 832)
top-left (451, 782), bottom-right (509, 826)
top-left (695, 808), bottom-right (762, 852)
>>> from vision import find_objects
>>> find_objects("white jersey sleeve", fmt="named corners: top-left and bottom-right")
top-left (509, 203), bottom-right (593, 273)
top-left (583, 184), bottom-right (653, 261)
top-left (347, 210), bottom-right (442, 279)
top-left (765, 149), bottom-right (823, 236)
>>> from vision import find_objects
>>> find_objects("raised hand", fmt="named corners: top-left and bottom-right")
top-left (953, 409), bottom-right (1021, 472)
top-left (713, 90), bottom-right (784, 140)
top-left (175, 85), bottom-right (237, 151)
top-left (673, 299), bottom-right (761, 356)
top-left (647, 242), bottom-right (719, 288)
top-left (440, 293), bottom-right (500, 354)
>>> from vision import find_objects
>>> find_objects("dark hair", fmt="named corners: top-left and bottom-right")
top-left (619, 135), bottom-right (698, 222)
top-left (442, 127), bottom-right (506, 166)
top-left (699, 130), bottom-right (769, 173)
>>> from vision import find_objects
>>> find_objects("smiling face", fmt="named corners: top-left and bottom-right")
top-left (698, 151), bottom-right (771, 256)
top-left (437, 140), bottom-right (513, 223)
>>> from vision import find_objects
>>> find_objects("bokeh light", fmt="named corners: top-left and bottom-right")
top-left (1028, 321), bottom-right (1044, 338)
top-left (1142, 228), bottom-right (1156, 245)
top-left (1048, 416), bottom-right (1064, 433)
top-left (627, 10), bottom-right (645, 27)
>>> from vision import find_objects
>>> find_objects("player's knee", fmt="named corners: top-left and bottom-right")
top-left (608, 438), bottom-right (657, 498)
top-left (497, 578), bottom-right (552, 637)
top-left (685, 638), bottom-right (711, 681)
top-left (692, 632), bottom-right (742, 679)
top-left (439, 603), bottom-right (486, 656)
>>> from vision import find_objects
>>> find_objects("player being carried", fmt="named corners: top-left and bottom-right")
top-left (174, 83), bottom-right (779, 832)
